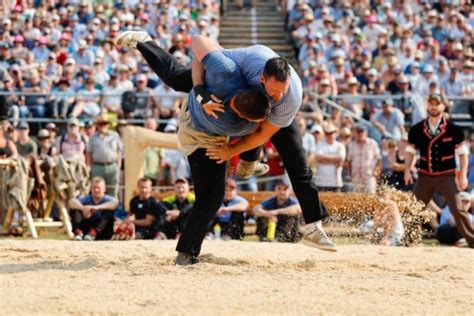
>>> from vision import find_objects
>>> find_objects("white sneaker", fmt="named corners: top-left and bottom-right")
top-left (236, 160), bottom-right (269, 179)
top-left (301, 221), bottom-right (337, 252)
top-left (115, 31), bottom-right (152, 49)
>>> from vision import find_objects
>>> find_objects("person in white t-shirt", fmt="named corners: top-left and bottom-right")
top-left (314, 123), bottom-right (346, 191)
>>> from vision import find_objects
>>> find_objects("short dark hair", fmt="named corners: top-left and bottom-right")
top-left (234, 89), bottom-right (270, 121)
top-left (263, 57), bottom-right (290, 82)
top-left (138, 177), bottom-right (152, 185)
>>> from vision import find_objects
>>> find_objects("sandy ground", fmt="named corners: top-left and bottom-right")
top-left (0, 239), bottom-right (472, 315)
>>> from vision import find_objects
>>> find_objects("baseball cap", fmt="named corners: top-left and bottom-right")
top-left (367, 68), bottom-right (378, 76)
top-left (355, 123), bottom-right (368, 132)
top-left (46, 122), bottom-right (57, 131)
top-left (398, 75), bottom-right (409, 84)
top-left (427, 93), bottom-right (443, 104)
top-left (68, 118), bottom-right (80, 126)
top-left (37, 129), bottom-right (50, 139)
top-left (310, 124), bottom-right (323, 134)
top-left (136, 74), bottom-right (147, 82)
top-left (382, 99), bottom-right (394, 106)
top-left (174, 177), bottom-right (188, 184)
top-left (423, 64), bottom-right (435, 73)
top-left (458, 191), bottom-right (471, 202)
top-left (17, 121), bottom-right (29, 130)
top-left (347, 76), bottom-right (358, 85)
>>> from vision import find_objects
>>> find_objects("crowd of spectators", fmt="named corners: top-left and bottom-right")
top-left (0, 1), bottom-right (472, 245)
top-left (288, 0), bottom-right (472, 121)
top-left (0, 0), bottom-right (219, 124)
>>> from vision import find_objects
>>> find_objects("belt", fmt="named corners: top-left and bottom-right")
top-left (93, 161), bottom-right (116, 166)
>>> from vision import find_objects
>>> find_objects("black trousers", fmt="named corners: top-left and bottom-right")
top-left (138, 41), bottom-right (327, 233)
top-left (176, 149), bottom-right (227, 256)
top-left (71, 210), bottom-right (114, 240)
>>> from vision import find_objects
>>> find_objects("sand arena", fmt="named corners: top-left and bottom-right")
top-left (0, 239), bottom-right (472, 315)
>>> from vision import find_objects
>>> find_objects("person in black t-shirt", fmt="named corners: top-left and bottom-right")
top-left (115, 177), bottom-right (167, 240)
top-left (161, 177), bottom-right (195, 239)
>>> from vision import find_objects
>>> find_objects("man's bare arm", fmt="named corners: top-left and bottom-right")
top-left (206, 119), bottom-right (280, 163)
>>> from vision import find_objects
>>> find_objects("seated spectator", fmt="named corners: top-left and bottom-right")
top-left (130, 74), bottom-right (158, 118)
top-left (115, 177), bottom-right (167, 240)
top-left (72, 77), bottom-right (101, 118)
top-left (15, 121), bottom-right (37, 158)
top-left (21, 69), bottom-right (50, 118)
top-left (253, 180), bottom-right (302, 243)
top-left (314, 123), bottom-right (346, 192)
top-left (153, 84), bottom-right (183, 131)
top-left (162, 177), bottom-right (195, 239)
top-left (68, 176), bottom-right (118, 241)
top-left (211, 178), bottom-right (249, 240)
top-left (36, 129), bottom-right (57, 159)
top-left (50, 77), bottom-right (76, 119)
top-left (436, 191), bottom-right (473, 248)
top-left (102, 74), bottom-right (125, 115)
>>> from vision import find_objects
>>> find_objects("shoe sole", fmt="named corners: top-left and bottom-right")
top-left (237, 164), bottom-right (270, 179)
top-left (301, 238), bottom-right (338, 252)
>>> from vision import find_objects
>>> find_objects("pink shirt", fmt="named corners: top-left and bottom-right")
top-left (54, 134), bottom-right (87, 162)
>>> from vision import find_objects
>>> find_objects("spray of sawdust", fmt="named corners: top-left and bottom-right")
top-left (321, 186), bottom-right (432, 246)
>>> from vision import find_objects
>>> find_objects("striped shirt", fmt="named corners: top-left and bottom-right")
top-left (222, 45), bottom-right (303, 127)
top-left (188, 50), bottom-right (258, 137)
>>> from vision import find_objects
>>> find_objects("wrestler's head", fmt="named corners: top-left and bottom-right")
top-left (260, 57), bottom-right (291, 101)
top-left (229, 89), bottom-right (270, 122)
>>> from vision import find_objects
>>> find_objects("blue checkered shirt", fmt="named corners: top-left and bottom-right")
top-left (188, 51), bottom-right (258, 137)
top-left (222, 45), bottom-right (303, 127)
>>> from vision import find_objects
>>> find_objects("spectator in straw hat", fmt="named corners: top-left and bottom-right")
top-left (86, 113), bottom-right (123, 198)
top-left (313, 122), bottom-right (346, 190)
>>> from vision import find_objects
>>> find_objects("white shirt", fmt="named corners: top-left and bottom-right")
top-left (315, 140), bottom-right (346, 187)
top-left (153, 84), bottom-right (183, 109)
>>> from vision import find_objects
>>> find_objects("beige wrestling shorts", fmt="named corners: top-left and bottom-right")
top-left (177, 102), bottom-right (229, 156)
